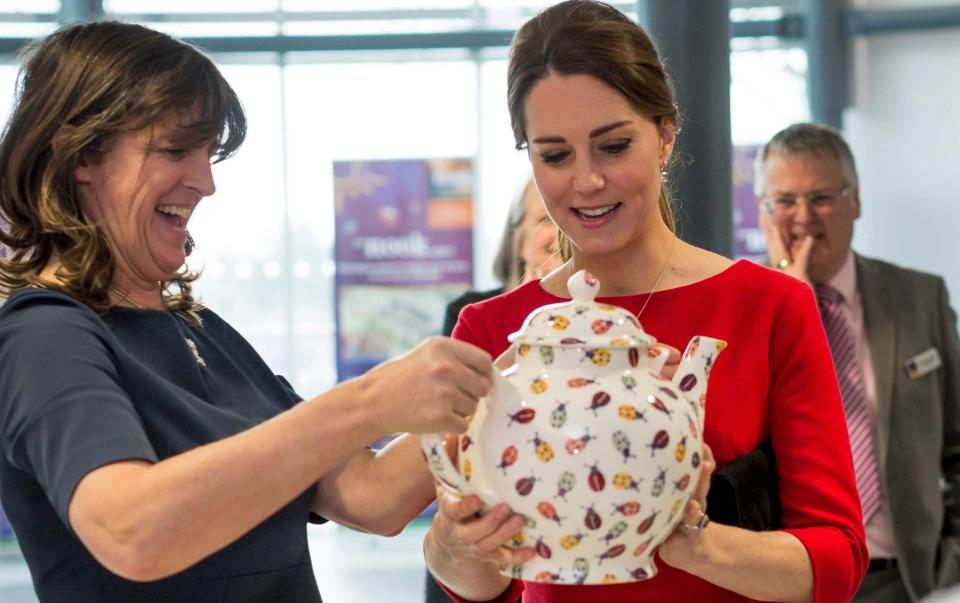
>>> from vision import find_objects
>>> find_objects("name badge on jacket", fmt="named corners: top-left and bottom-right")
top-left (904, 347), bottom-right (942, 379)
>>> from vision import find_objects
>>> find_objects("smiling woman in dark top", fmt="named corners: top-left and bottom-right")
top-left (0, 21), bottom-right (491, 602)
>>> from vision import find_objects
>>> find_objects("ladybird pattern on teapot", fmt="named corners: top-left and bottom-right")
top-left (419, 270), bottom-right (726, 585)
top-left (459, 348), bottom-right (716, 584)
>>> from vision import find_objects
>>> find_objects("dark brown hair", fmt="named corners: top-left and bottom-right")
top-left (0, 20), bottom-right (245, 315)
top-left (507, 0), bottom-right (679, 257)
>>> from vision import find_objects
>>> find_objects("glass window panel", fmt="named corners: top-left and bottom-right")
top-left (476, 58), bottom-right (531, 290)
top-left (480, 0), bottom-right (633, 9)
top-left (730, 7), bottom-right (786, 21)
top-left (283, 58), bottom-right (477, 393)
top-left (283, 0), bottom-right (471, 10)
top-left (1, 0), bottom-right (58, 11)
top-left (730, 45), bottom-right (808, 145)
top-left (729, 43), bottom-right (808, 260)
top-left (186, 63), bottom-right (288, 379)
top-left (0, 22), bottom-right (58, 38)
top-left (281, 18), bottom-right (474, 36)
top-left (731, 0), bottom-right (801, 9)
top-left (106, 0), bottom-right (278, 13)
top-left (479, 0), bottom-right (556, 6)
top-left (0, 65), bottom-right (20, 127)
top-left (130, 21), bottom-right (280, 37)
top-left (478, 0), bottom-right (635, 24)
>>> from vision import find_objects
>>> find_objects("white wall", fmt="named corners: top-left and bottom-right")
top-left (845, 0), bottom-right (960, 308)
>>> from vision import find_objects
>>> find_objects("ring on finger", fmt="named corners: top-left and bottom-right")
top-left (776, 258), bottom-right (791, 269)
top-left (681, 511), bottom-right (710, 531)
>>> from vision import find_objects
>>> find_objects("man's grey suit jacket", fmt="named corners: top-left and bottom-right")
top-left (857, 253), bottom-right (960, 600)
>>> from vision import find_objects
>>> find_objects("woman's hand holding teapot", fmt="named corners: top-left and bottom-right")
top-left (363, 337), bottom-right (493, 436)
top-left (653, 343), bottom-right (681, 379)
top-left (429, 487), bottom-right (536, 568)
top-left (424, 485), bottom-right (535, 600)
top-left (658, 442), bottom-right (717, 570)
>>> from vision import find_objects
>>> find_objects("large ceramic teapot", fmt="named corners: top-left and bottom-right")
top-left (421, 270), bottom-right (725, 585)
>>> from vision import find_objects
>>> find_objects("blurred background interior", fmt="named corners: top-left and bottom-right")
top-left (0, 1), bottom-right (958, 601)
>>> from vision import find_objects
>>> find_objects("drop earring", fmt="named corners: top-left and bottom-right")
top-left (184, 230), bottom-right (195, 256)
top-left (659, 160), bottom-right (668, 183)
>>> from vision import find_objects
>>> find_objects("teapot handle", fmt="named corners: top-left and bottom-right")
top-left (419, 368), bottom-right (514, 508)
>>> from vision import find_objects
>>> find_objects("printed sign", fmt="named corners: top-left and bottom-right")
top-left (733, 144), bottom-right (766, 261)
top-left (333, 158), bottom-right (474, 382)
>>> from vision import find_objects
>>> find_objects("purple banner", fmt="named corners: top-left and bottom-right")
top-left (333, 159), bottom-right (474, 382)
top-left (732, 144), bottom-right (766, 261)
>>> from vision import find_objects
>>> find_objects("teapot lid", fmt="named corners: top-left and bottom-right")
top-left (507, 270), bottom-right (657, 348)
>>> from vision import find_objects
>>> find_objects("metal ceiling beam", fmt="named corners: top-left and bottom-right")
top-left (58, 0), bottom-right (103, 24)
top-left (731, 14), bottom-right (804, 39)
top-left (186, 30), bottom-right (516, 54)
top-left (848, 5), bottom-right (960, 35)
top-left (2, 5), bottom-right (959, 58)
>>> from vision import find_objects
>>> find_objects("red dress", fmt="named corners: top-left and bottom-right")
top-left (446, 260), bottom-right (867, 603)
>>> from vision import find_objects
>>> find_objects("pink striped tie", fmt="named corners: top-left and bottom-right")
top-left (816, 284), bottom-right (881, 523)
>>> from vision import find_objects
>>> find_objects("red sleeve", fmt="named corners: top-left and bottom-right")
top-left (450, 301), bottom-right (490, 350)
top-left (450, 288), bottom-right (528, 358)
top-left (769, 280), bottom-right (868, 601)
top-left (438, 579), bottom-right (525, 603)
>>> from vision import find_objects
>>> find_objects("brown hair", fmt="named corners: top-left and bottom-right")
top-left (491, 180), bottom-right (532, 288)
top-left (507, 0), bottom-right (679, 258)
top-left (492, 179), bottom-right (559, 288)
top-left (0, 20), bottom-right (245, 316)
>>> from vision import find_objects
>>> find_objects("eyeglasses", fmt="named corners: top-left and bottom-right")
top-left (762, 185), bottom-right (853, 216)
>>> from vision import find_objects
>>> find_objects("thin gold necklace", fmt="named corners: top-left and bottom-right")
top-left (109, 286), bottom-right (161, 310)
top-left (569, 232), bottom-right (676, 319)
top-left (634, 232), bottom-right (677, 319)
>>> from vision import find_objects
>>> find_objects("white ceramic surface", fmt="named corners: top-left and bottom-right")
top-left (421, 270), bottom-right (725, 585)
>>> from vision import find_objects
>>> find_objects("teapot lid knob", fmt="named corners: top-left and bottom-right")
top-left (567, 270), bottom-right (599, 303)
top-left (508, 267), bottom-right (656, 347)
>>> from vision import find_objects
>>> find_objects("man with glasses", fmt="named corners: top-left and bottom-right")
top-left (755, 123), bottom-right (960, 602)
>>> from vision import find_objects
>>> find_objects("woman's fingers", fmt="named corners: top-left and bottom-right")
top-left (493, 346), bottom-right (516, 372)
top-left (436, 489), bottom-right (530, 562)
top-left (655, 343), bottom-right (682, 379)
top-left (759, 204), bottom-right (789, 263)
top-left (693, 442), bottom-right (716, 511)
top-left (680, 498), bottom-right (707, 529)
top-left (788, 234), bottom-right (814, 283)
top-left (493, 543), bottom-right (537, 567)
top-left (437, 488), bottom-right (484, 521)
top-left (364, 337), bottom-right (494, 435)
top-left (458, 507), bottom-right (525, 554)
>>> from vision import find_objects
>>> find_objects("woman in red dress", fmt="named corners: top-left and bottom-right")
top-left (423, 2), bottom-right (867, 602)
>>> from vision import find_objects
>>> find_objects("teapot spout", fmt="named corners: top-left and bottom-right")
top-left (673, 337), bottom-right (727, 423)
